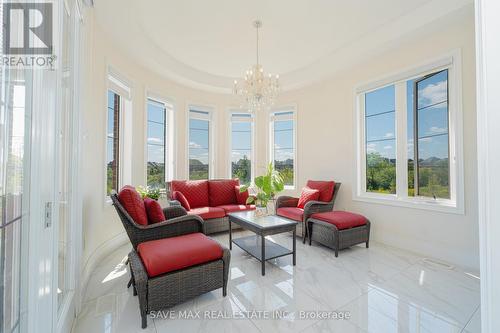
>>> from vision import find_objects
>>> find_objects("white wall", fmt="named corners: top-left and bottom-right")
top-left (80, 6), bottom-right (479, 271)
top-left (80, 12), bottom-right (241, 267)
top-left (273, 6), bottom-right (479, 270)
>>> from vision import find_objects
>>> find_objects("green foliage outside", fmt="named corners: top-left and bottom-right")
top-left (189, 159), bottom-right (208, 180)
top-left (241, 163), bottom-right (285, 207)
top-left (408, 158), bottom-right (449, 199)
top-left (367, 152), bottom-right (449, 199)
top-left (232, 155), bottom-right (251, 185)
top-left (147, 162), bottom-right (165, 189)
top-left (366, 152), bottom-right (396, 194)
top-left (106, 163), bottom-right (116, 195)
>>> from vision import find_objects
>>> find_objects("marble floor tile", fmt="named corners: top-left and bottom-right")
top-left (340, 288), bottom-right (463, 333)
top-left (463, 307), bottom-right (481, 333)
top-left (73, 237), bottom-right (479, 333)
top-left (376, 262), bottom-right (480, 327)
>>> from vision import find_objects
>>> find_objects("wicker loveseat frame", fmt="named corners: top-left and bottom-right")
top-left (111, 193), bottom-right (230, 329)
top-left (275, 182), bottom-right (341, 243)
top-left (166, 180), bottom-right (247, 234)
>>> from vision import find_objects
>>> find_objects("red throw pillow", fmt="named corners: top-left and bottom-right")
top-left (234, 185), bottom-right (250, 205)
top-left (297, 187), bottom-right (320, 209)
top-left (143, 197), bottom-right (166, 224)
top-left (172, 191), bottom-right (191, 211)
top-left (117, 186), bottom-right (148, 225)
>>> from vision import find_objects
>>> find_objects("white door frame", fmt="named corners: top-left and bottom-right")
top-left (475, 0), bottom-right (500, 332)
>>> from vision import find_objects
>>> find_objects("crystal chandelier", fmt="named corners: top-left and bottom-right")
top-left (233, 20), bottom-right (279, 111)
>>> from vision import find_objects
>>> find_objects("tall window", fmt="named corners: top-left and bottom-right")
top-left (146, 98), bottom-right (170, 188)
top-left (188, 108), bottom-right (211, 180)
top-left (271, 110), bottom-right (295, 187)
top-left (410, 70), bottom-right (450, 199)
top-left (356, 56), bottom-right (461, 212)
top-left (365, 85), bottom-right (396, 194)
top-left (106, 71), bottom-right (131, 196)
top-left (230, 112), bottom-right (253, 185)
top-left (106, 90), bottom-right (120, 195)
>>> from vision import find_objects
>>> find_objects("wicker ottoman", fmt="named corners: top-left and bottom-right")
top-left (307, 211), bottom-right (370, 257)
top-left (128, 233), bottom-right (230, 328)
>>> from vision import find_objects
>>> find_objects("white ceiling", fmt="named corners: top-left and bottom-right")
top-left (94, 0), bottom-right (473, 93)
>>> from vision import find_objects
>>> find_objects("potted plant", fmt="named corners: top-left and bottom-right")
top-left (240, 163), bottom-right (285, 215)
top-left (136, 186), bottom-right (162, 201)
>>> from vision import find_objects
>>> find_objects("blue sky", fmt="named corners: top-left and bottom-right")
top-left (366, 70), bottom-right (449, 160)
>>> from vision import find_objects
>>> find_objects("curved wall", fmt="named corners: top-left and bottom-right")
top-left (81, 5), bottom-right (478, 275)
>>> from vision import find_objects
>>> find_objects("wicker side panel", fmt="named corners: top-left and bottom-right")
top-left (204, 217), bottom-right (242, 234)
top-left (338, 226), bottom-right (369, 250)
top-left (310, 222), bottom-right (336, 249)
top-left (147, 260), bottom-right (224, 311)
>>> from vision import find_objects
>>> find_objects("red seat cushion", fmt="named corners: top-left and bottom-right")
top-left (187, 206), bottom-right (226, 220)
top-left (297, 188), bottom-right (320, 208)
top-left (311, 211), bottom-right (367, 230)
top-left (137, 233), bottom-right (223, 277)
top-left (306, 180), bottom-right (336, 202)
top-left (118, 186), bottom-right (148, 225)
top-left (208, 179), bottom-right (239, 206)
top-left (234, 185), bottom-right (250, 205)
top-left (143, 197), bottom-right (166, 224)
top-left (217, 204), bottom-right (255, 214)
top-left (171, 180), bottom-right (209, 209)
top-left (276, 207), bottom-right (304, 222)
top-left (172, 190), bottom-right (190, 211)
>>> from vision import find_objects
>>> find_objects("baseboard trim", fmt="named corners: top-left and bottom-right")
top-left (77, 232), bottom-right (129, 313)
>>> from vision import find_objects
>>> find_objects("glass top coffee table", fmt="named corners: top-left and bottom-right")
top-left (228, 211), bottom-right (298, 276)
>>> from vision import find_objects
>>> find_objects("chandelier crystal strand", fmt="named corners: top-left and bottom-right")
top-left (233, 20), bottom-right (280, 112)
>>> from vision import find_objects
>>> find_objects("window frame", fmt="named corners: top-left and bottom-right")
top-left (104, 68), bottom-right (132, 202)
top-left (269, 106), bottom-right (297, 190)
top-left (227, 109), bottom-right (255, 185)
top-left (187, 105), bottom-right (215, 180)
top-left (144, 93), bottom-right (175, 188)
top-left (354, 51), bottom-right (464, 214)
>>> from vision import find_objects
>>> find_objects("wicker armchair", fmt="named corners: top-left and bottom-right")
top-left (276, 182), bottom-right (341, 243)
top-left (111, 192), bottom-right (230, 329)
top-left (110, 192), bottom-right (205, 249)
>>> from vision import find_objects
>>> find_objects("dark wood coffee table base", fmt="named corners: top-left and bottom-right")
top-left (228, 212), bottom-right (297, 276)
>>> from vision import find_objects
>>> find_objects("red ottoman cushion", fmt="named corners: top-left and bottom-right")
top-left (118, 186), bottom-right (148, 225)
top-left (187, 206), bottom-right (226, 220)
top-left (306, 180), bottom-right (336, 202)
top-left (276, 207), bottom-right (304, 222)
top-left (311, 211), bottom-right (367, 230)
top-left (171, 180), bottom-right (209, 208)
top-left (172, 190), bottom-right (191, 211)
top-left (143, 197), bottom-right (165, 224)
top-left (137, 233), bottom-right (223, 277)
top-left (297, 187), bottom-right (320, 208)
top-left (234, 185), bottom-right (250, 205)
top-left (208, 179), bottom-right (239, 206)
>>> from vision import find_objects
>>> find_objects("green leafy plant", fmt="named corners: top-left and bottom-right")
top-left (240, 163), bottom-right (285, 207)
top-left (136, 186), bottom-right (162, 201)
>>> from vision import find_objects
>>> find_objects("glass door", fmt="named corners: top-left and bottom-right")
top-left (0, 62), bottom-right (32, 333)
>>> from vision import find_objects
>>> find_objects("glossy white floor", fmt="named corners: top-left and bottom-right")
top-left (72, 230), bottom-right (481, 333)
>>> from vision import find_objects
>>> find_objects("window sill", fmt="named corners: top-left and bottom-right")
top-left (352, 193), bottom-right (464, 215)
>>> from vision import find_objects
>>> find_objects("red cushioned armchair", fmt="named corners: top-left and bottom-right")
top-left (111, 191), bottom-right (205, 249)
top-left (276, 181), bottom-right (341, 243)
top-left (111, 188), bottom-right (230, 329)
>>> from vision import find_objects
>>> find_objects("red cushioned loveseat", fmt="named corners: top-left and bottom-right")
top-left (166, 179), bottom-right (255, 234)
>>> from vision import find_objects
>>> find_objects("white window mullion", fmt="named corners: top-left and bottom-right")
top-left (395, 82), bottom-right (408, 199)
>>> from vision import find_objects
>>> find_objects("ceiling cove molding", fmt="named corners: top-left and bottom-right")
top-left (95, 0), bottom-right (473, 94)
